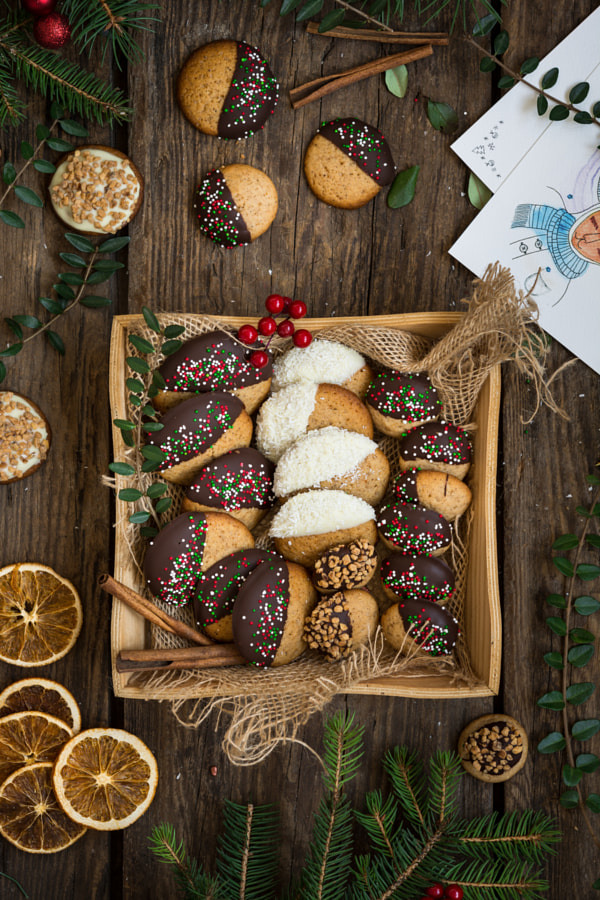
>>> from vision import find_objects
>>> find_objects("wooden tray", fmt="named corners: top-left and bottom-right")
top-left (109, 312), bottom-right (501, 700)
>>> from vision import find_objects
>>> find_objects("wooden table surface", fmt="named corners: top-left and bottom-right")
top-left (1, 1), bottom-right (599, 897)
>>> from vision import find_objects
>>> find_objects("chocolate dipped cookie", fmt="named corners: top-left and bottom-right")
top-left (380, 598), bottom-right (460, 657)
top-left (377, 502), bottom-right (452, 556)
top-left (381, 553), bottom-right (455, 606)
top-left (365, 371), bottom-right (441, 436)
top-left (194, 164), bottom-right (278, 248)
top-left (304, 589), bottom-right (379, 661)
top-left (393, 469), bottom-right (472, 521)
top-left (398, 421), bottom-right (472, 480)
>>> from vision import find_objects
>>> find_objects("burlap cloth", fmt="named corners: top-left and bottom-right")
top-left (109, 263), bottom-right (564, 765)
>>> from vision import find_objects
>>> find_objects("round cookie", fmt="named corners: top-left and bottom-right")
top-left (147, 392), bottom-right (253, 485)
top-left (312, 539), bottom-right (378, 594)
top-left (398, 421), bottom-right (472, 481)
top-left (193, 548), bottom-right (276, 642)
top-left (269, 489), bottom-right (377, 566)
top-left (304, 117), bottom-right (395, 209)
top-left (304, 589), bottom-right (379, 661)
top-left (255, 382), bottom-right (374, 463)
top-left (49, 145), bottom-right (143, 234)
top-left (377, 502), bottom-right (452, 556)
top-left (380, 599), bottom-right (460, 657)
top-left (232, 556), bottom-right (318, 667)
top-left (381, 553), bottom-right (455, 606)
top-left (143, 511), bottom-right (254, 607)
top-left (365, 371), bottom-right (441, 436)
top-left (177, 40), bottom-right (278, 140)
top-left (194, 164), bottom-right (278, 248)
top-left (0, 391), bottom-right (51, 484)
top-left (153, 330), bottom-right (273, 414)
top-left (393, 469), bottom-right (472, 521)
top-left (182, 448), bottom-right (275, 529)
top-left (272, 339), bottom-right (373, 396)
top-left (273, 426), bottom-right (389, 505)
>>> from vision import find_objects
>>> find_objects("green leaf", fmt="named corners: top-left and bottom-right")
top-left (0, 210), bottom-right (25, 228)
top-left (36, 124), bottom-right (50, 141)
top-left (385, 65), bottom-right (408, 98)
top-left (127, 356), bottom-right (151, 374)
top-left (129, 335), bottom-right (155, 355)
top-left (467, 172), bottom-right (492, 210)
top-left (33, 159), bottom-right (56, 174)
top-left (586, 794), bottom-right (600, 814)
top-left (576, 753), bottom-right (600, 773)
top-left (141, 404), bottom-right (156, 417)
top-left (147, 385), bottom-right (158, 399)
top-left (544, 651), bottom-right (564, 669)
top-left (572, 719), bottom-right (600, 741)
top-left (387, 165), bottom-right (419, 209)
top-left (109, 462), bottom-right (135, 476)
top-left (129, 394), bottom-right (142, 408)
top-left (45, 330), bottom-right (65, 355)
top-left (480, 57), bottom-right (497, 73)
top-left (59, 252), bottom-right (87, 268)
top-left (161, 339), bottom-right (183, 357)
top-left (140, 526), bottom-right (159, 538)
top-left (119, 488), bottom-right (144, 502)
top-left (472, 13), bottom-right (496, 35)
top-left (586, 534), bottom-right (600, 548)
top-left (65, 233), bottom-right (94, 253)
top-left (576, 505), bottom-right (593, 517)
top-left (155, 497), bottom-right (173, 514)
top-left (537, 691), bottom-right (565, 711)
top-left (79, 295), bottom-right (111, 308)
top-left (142, 307), bottom-right (161, 334)
top-left (152, 370), bottom-right (166, 389)
top-left (0, 361), bottom-right (5, 383)
top-left (2, 162), bottom-right (16, 184)
top-left (493, 30), bottom-right (509, 54)
top-left (85, 271), bottom-right (112, 285)
top-left (547, 593), bottom-right (567, 609)
top-left (546, 616), bottom-right (567, 636)
top-left (98, 236), bottom-right (130, 254)
top-left (520, 57), bottom-right (539, 75)
top-left (574, 111), bottom-right (594, 125)
top-left (569, 82), bottom-right (590, 104)
top-left (142, 422), bottom-right (164, 433)
top-left (498, 75), bottom-right (516, 90)
top-left (0, 343), bottom-right (23, 358)
top-left (537, 731), bottom-right (566, 754)
top-left (577, 563), bottom-right (600, 581)
top-left (593, 101), bottom-right (600, 118)
top-left (549, 105), bottom-right (570, 121)
top-left (427, 101), bottom-right (458, 133)
top-left (559, 789), bottom-right (579, 809)
top-left (59, 118), bottom-right (88, 136)
top-left (5, 319), bottom-right (22, 340)
top-left (296, 0), bottom-right (323, 21)
top-left (121, 431), bottom-right (135, 448)
top-left (93, 259), bottom-right (124, 272)
top-left (552, 533), bottom-right (579, 550)
top-left (318, 8), bottom-right (345, 32)
top-left (542, 67), bottom-right (559, 89)
top-left (20, 141), bottom-right (33, 160)
top-left (568, 644), bottom-right (594, 667)
top-left (563, 764), bottom-right (583, 787)
top-left (129, 510), bottom-right (151, 524)
top-left (163, 325), bottom-right (185, 339)
top-left (146, 482), bottom-right (169, 499)
top-left (46, 138), bottom-right (74, 152)
top-left (279, 0), bottom-right (302, 13)
top-left (39, 297), bottom-right (63, 315)
top-left (141, 459), bottom-right (161, 473)
top-left (570, 628), bottom-right (595, 644)
top-left (553, 556), bottom-right (574, 577)
top-left (54, 283), bottom-right (76, 301)
top-left (113, 418), bottom-right (135, 431)
top-left (141, 445), bottom-right (166, 462)
top-left (566, 682), bottom-right (595, 705)
top-left (13, 315), bottom-right (41, 329)
top-left (59, 272), bottom-right (85, 286)
top-left (537, 94), bottom-right (549, 116)
top-left (50, 101), bottom-right (64, 119)
top-left (575, 596), bottom-right (600, 615)
top-left (126, 378), bottom-right (145, 393)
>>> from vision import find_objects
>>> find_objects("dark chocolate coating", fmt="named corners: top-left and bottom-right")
top-left (148, 392), bottom-right (244, 472)
top-left (185, 448), bottom-right (275, 511)
top-left (392, 470), bottom-right (421, 505)
top-left (318, 117), bottom-right (396, 185)
top-left (377, 503), bottom-right (452, 554)
top-left (232, 557), bottom-right (290, 667)
top-left (399, 421), bottom-right (472, 466)
top-left (218, 42), bottom-right (278, 140)
top-left (365, 371), bottom-right (440, 421)
top-left (194, 169), bottom-right (251, 248)
top-left (144, 513), bottom-right (207, 607)
top-left (381, 553), bottom-right (455, 604)
top-left (159, 330), bottom-right (272, 394)
top-left (193, 548), bottom-right (277, 629)
top-left (395, 596), bottom-right (459, 656)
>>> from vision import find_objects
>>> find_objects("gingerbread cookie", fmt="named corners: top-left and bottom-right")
top-left (304, 589), bottom-right (379, 661)
top-left (381, 553), bottom-right (455, 605)
top-left (380, 598), bottom-right (459, 657)
top-left (377, 502), bottom-right (452, 556)
top-left (272, 339), bottom-right (373, 396)
top-left (365, 371), bottom-right (441, 436)
top-left (194, 164), bottom-right (278, 248)
top-left (393, 469), bottom-right (472, 521)
top-left (398, 421), bottom-right (472, 480)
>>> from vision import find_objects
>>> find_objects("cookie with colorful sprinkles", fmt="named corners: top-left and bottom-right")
top-left (194, 164), bottom-right (278, 248)
top-left (380, 553), bottom-right (456, 606)
top-left (365, 371), bottom-right (441, 436)
top-left (377, 502), bottom-right (452, 556)
top-left (380, 598), bottom-right (460, 657)
top-left (304, 117), bottom-right (396, 209)
top-left (398, 420), bottom-right (472, 481)
top-left (177, 40), bottom-right (278, 140)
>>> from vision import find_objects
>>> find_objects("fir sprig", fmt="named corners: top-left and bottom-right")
top-left (216, 802), bottom-right (279, 900)
top-left (62, 0), bottom-right (161, 70)
top-left (149, 822), bottom-right (221, 899)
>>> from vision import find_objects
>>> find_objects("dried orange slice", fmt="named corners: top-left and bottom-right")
top-left (0, 563), bottom-right (82, 666)
top-left (0, 678), bottom-right (81, 734)
top-left (0, 711), bottom-right (73, 783)
top-left (0, 762), bottom-right (86, 853)
top-left (53, 728), bottom-right (158, 831)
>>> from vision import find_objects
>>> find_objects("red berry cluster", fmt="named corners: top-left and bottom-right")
top-left (237, 293), bottom-right (312, 369)
top-left (419, 884), bottom-right (463, 900)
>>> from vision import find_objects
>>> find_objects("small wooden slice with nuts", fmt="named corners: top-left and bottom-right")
top-left (458, 713), bottom-right (528, 783)
top-left (0, 391), bottom-right (51, 484)
top-left (49, 145), bottom-right (144, 234)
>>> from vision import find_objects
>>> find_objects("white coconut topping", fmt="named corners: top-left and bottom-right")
top-left (272, 339), bottom-right (365, 391)
top-left (273, 426), bottom-right (377, 497)
top-left (255, 383), bottom-right (317, 462)
top-left (269, 489), bottom-right (375, 538)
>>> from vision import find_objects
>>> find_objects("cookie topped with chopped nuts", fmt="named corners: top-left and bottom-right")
top-left (49, 145), bottom-right (144, 234)
top-left (312, 539), bottom-right (377, 593)
top-left (303, 589), bottom-right (379, 662)
top-left (458, 714), bottom-right (528, 783)
top-left (0, 391), bottom-right (51, 484)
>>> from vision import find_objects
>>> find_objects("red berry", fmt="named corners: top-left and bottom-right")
top-left (292, 328), bottom-right (312, 348)
top-left (258, 316), bottom-right (277, 336)
top-left (444, 887), bottom-right (463, 900)
top-left (426, 886), bottom-right (445, 899)
top-left (250, 350), bottom-right (269, 369)
top-left (238, 324), bottom-right (258, 344)
top-left (288, 299), bottom-right (307, 319)
top-left (277, 319), bottom-right (295, 338)
top-left (265, 294), bottom-right (285, 315)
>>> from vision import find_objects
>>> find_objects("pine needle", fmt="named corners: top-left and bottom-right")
top-left (62, 0), bottom-right (161, 70)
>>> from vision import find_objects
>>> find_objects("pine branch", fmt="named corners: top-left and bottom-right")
top-left (62, 0), bottom-right (161, 69)
top-left (0, 50), bottom-right (24, 126)
top-left (383, 747), bottom-right (428, 829)
top-left (216, 801), bottom-right (279, 900)
top-left (354, 791), bottom-right (399, 860)
top-left (426, 751), bottom-right (463, 826)
top-left (442, 858), bottom-right (550, 899)
top-left (148, 823), bottom-right (220, 899)
top-left (458, 810), bottom-right (561, 865)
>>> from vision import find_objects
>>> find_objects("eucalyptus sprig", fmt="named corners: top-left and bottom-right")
top-left (537, 470), bottom-right (600, 892)
top-left (110, 308), bottom-right (185, 536)
top-left (0, 232), bottom-right (128, 384)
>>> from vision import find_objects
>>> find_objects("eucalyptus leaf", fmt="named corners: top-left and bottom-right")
top-left (520, 57), bottom-right (539, 75)
top-left (576, 753), bottom-right (600, 773)
top-left (0, 210), bottom-right (25, 228)
top-left (576, 505), bottom-right (593, 517)
top-left (388, 166), bottom-right (419, 209)
top-left (146, 483), bottom-right (169, 499)
top-left (50, 101), bottom-right (64, 119)
top-left (155, 497), bottom-right (173, 514)
top-left (142, 422), bottom-right (165, 433)
top-left (279, 0), bottom-right (302, 13)
top-left (541, 67), bottom-right (559, 89)
top-left (13, 315), bottom-right (41, 329)
top-left (563, 764), bottom-right (583, 787)
top-left (86, 271), bottom-right (112, 285)
top-left (119, 488), bottom-right (144, 502)
top-left (574, 596), bottom-right (600, 615)
top-left (93, 259), bottom-right (124, 272)
top-left (2, 162), bottom-right (16, 185)
top-left (20, 141), bottom-right (33, 160)
top-left (552, 533), bottom-right (579, 550)
top-left (59, 252), bottom-right (87, 268)
top-left (586, 534), bottom-right (600, 548)
top-left (0, 361), bottom-right (5, 383)
top-left (161, 339), bottom-right (184, 356)
top-left (566, 682), bottom-right (595, 705)
top-left (585, 794), bottom-right (600, 814)
top-left (109, 462), bottom-right (136, 476)
top-left (547, 593), bottom-right (567, 609)
top-left (164, 325), bottom-right (185, 339)
top-left (59, 273), bottom-right (85, 286)
top-left (127, 357), bottom-right (151, 374)
top-left (480, 58), bottom-right (497, 73)
top-left (79, 296), bottom-right (111, 308)
top-left (296, 0), bottom-right (323, 21)
top-left (467, 172), bottom-right (492, 210)
top-left (569, 82), bottom-right (590, 104)
top-left (46, 138), bottom-right (74, 152)
top-left (570, 628), bottom-right (595, 644)
top-left (59, 118), bottom-right (88, 137)
top-left (546, 616), bottom-right (567, 636)
top-left (568, 644), bottom-right (594, 667)
top-left (54, 283), bottom-right (76, 301)
top-left (537, 95), bottom-right (549, 116)
top-left (385, 65), bottom-right (408, 99)
top-left (121, 431), bottom-right (135, 448)
top-left (571, 719), bottom-right (600, 741)
top-left (559, 789), bottom-right (579, 809)
top-left (537, 731), bottom-right (566, 754)
top-left (5, 319), bottom-right (22, 340)
top-left (142, 445), bottom-right (167, 462)
top-left (141, 459), bottom-right (161, 473)
top-left (45, 330), bottom-right (65, 355)
top-left (142, 307), bottom-right (161, 334)
top-left (36, 124), bottom-right (50, 141)
top-left (574, 111), bottom-right (593, 125)
top-left (549, 105), bottom-right (570, 121)
top-left (140, 526), bottom-right (159, 538)
top-left (472, 13), bottom-right (496, 35)
top-left (318, 8), bottom-right (345, 31)
top-left (141, 405), bottom-right (156, 417)
top-left (129, 395), bottom-right (142, 408)
top-left (65, 233), bottom-right (94, 253)
top-left (33, 159), bottom-right (56, 174)
top-left (493, 30), bottom-right (509, 55)
top-left (126, 378), bottom-right (145, 393)
top-left (427, 101), bottom-right (458, 133)
top-left (39, 297), bottom-right (63, 315)
top-left (129, 335), bottom-right (155, 355)
top-left (152, 370), bottom-right (167, 389)
top-left (553, 556), bottom-right (574, 577)
top-left (543, 652), bottom-right (564, 669)
top-left (537, 691), bottom-right (565, 711)
top-left (114, 419), bottom-right (135, 431)
top-left (0, 341), bottom-right (23, 359)
top-left (498, 75), bottom-right (515, 90)
top-left (577, 563), bottom-right (600, 581)
top-left (129, 510), bottom-right (151, 524)
top-left (593, 101), bottom-right (600, 118)
top-left (98, 236), bottom-right (130, 254)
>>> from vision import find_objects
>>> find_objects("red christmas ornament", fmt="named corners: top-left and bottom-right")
top-left (22, 0), bottom-right (58, 14)
top-left (32, 12), bottom-right (71, 49)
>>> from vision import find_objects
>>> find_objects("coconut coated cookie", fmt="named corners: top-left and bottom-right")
top-left (0, 391), bottom-right (51, 484)
top-left (312, 539), bottom-right (378, 593)
top-left (304, 589), bottom-right (379, 661)
top-left (153, 330), bottom-right (273, 414)
top-left (365, 371), bottom-right (441, 436)
top-left (393, 469), bottom-right (472, 521)
top-left (377, 502), bottom-right (452, 556)
top-left (177, 40), bottom-right (278, 140)
top-left (381, 598), bottom-right (460, 657)
top-left (194, 164), bottom-right (278, 248)
top-left (272, 339), bottom-right (373, 396)
top-left (398, 421), bottom-right (472, 480)
top-left (380, 553), bottom-right (455, 605)
top-left (304, 117), bottom-right (395, 209)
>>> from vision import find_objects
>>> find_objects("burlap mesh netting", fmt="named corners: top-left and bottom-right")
top-left (109, 264), bottom-right (564, 765)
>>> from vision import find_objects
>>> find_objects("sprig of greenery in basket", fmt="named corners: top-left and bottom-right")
top-left (537, 470), bottom-right (600, 891)
top-left (110, 308), bottom-right (184, 537)
top-left (149, 711), bottom-right (560, 899)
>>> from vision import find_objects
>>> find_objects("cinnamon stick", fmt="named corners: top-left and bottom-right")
top-left (116, 645), bottom-right (246, 673)
top-left (289, 44), bottom-right (433, 110)
top-left (99, 573), bottom-right (212, 647)
top-left (306, 22), bottom-right (449, 45)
